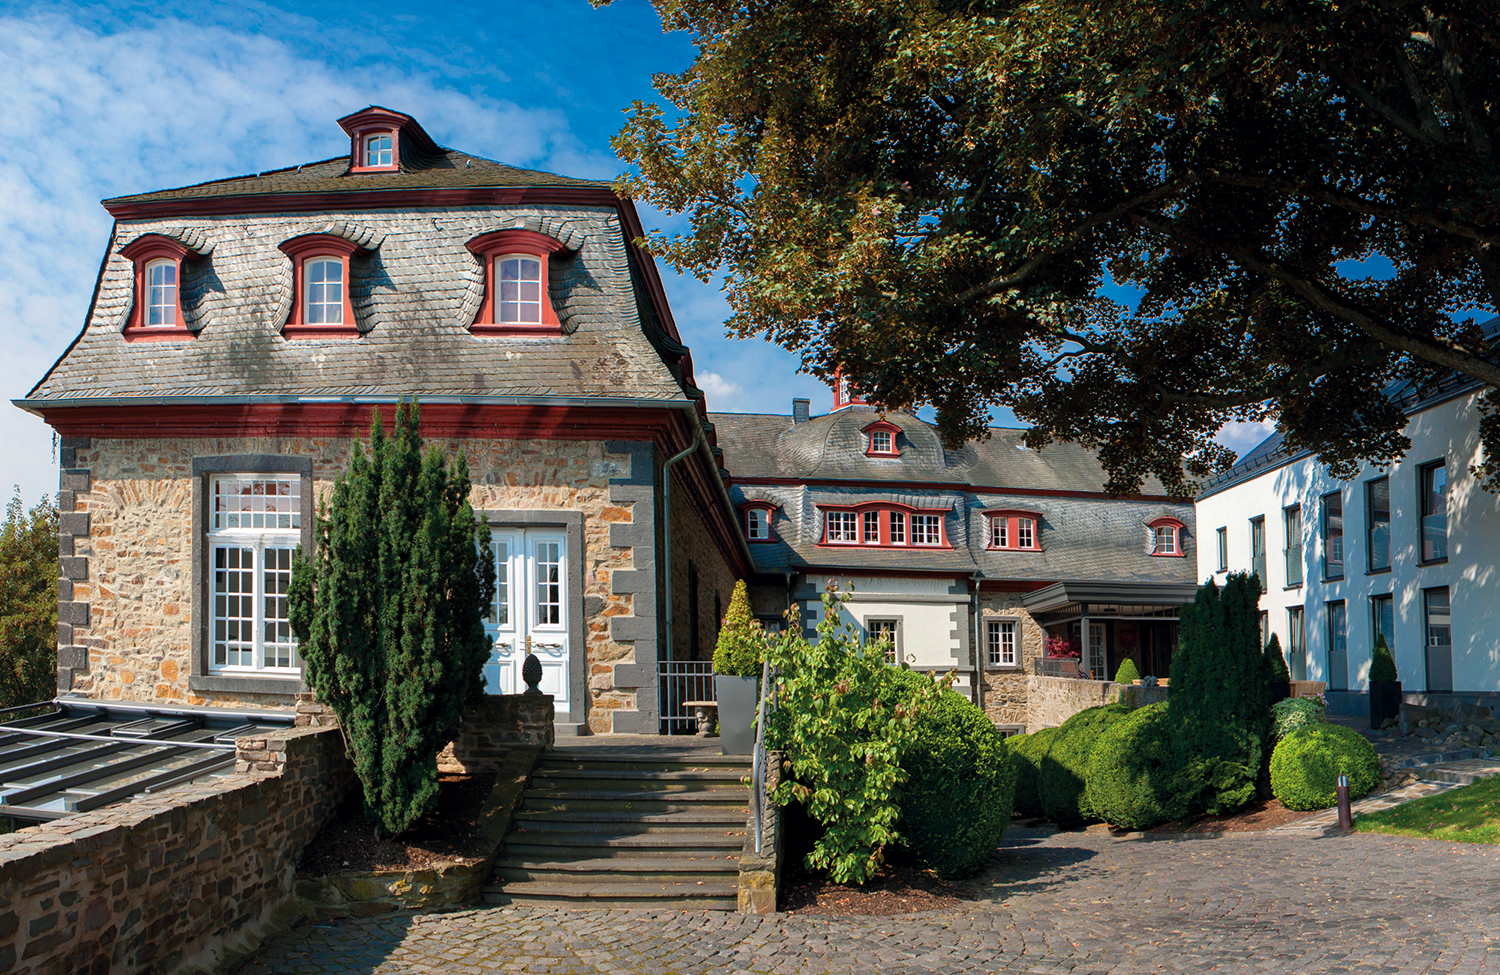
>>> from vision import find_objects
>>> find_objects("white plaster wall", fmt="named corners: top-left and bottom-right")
top-left (1196, 389), bottom-right (1500, 693)
top-left (803, 573), bottom-right (968, 673)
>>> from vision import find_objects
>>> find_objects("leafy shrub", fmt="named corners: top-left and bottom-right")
top-left (1084, 703), bottom-right (1186, 830)
top-left (1114, 657), bottom-right (1140, 684)
top-left (1369, 634), bottom-right (1398, 683)
top-left (713, 579), bottom-right (765, 676)
top-left (1266, 634), bottom-right (1291, 683)
top-left (1270, 723), bottom-right (1381, 810)
top-left (890, 670), bottom-right (1016, 878)
top-left (0, 489), bottom-right (58, 709)
top-left (764, 590), bottom-right (946, 883)
top-left (1005, 727), bottom-right (1060, 819)
top-left (1270, 697), bottom-right (1326, 743)
top-left (1039, 703), bottom-right (1134, 826)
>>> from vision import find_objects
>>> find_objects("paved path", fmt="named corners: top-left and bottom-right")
top-left (240, 826), bottom-right (1500, 974)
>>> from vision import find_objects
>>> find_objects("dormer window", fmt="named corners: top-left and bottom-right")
top-left (467, 230), bottom-right (568, 335)
top-left (364, 133), bottom-right (393, 169)
top-left (863, 419), bottom-right (901, 457)
top-left (987, 510), bottom-right (1042, 551)
top-left (741, 503), bottom-right (777, 542)
top-left (338, 106), bottom-right (433, 175)
top-left (819, 503), bottom-right (948, 548)
top-left (279, 234), bottom-right (365, 338)
top-left (120, 233), bottom-right (202, 342)
top-left (1148, 517), bottom-right (1186, 557)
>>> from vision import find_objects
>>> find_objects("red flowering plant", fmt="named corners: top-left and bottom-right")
top-left (1045, 635), bottom-right (1082, 659)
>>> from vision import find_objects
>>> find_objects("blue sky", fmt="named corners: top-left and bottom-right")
top-left (0, 0), bottom-right (1269, 506)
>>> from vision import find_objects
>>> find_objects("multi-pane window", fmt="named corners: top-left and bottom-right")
top-left (535, 541), bottom-right (563, 625)
top-left (1425, 587), bottom-right (1452, 691)
top-left (987, 619), bottom-right (1017, 668)
top-left (911, 514), bottom-right (942, 545)
top-left (487, 538), bottom-right (510, 626)
top-left (988, 512), bottom-right (1040, 550)
top-left (746, 507), bottom-right (770, 541)
top-left (364, 133), bottom-right (393, 167)
top-left (826, 511), bottom-right (859, 543)
top-left (889, 511), bottom-right (906, 544)
top-left (305, 258), bottom-right (344, 324)
top-left (1322, 492), bottom-right (1343, 580)
top-left (1367, 477), bottom-right (1391, 571)
top-left (1372, 593), bottom-right (1393, 650)
top-left (1250, 516), bottom-right (1266, 583)
top-left (867, 619), bottom-right (899, 664)
top-left (1284, 505), bottom-right (1303, 586)
top-left (146, 260), bottom-right (177, 326)
top-left (1152, 524), bottom-right (1178, 555)
top-left (863, 510), bottom-right (881, 543)
top-left (869, 430), bottom-right (893, 454)
top-left (1216, 526), bottom-right (1228, 572)
top-left (991, 517), bottom-right (1007, 548)
top-left (210, 476), bottom-right (301, 674)
top-left (1327, 600), bottom-right (1348, 691)
top-left (1288, 605), bottom-right (1306, 681)
top-left (497, 256), bottom-right (543, 324)
top-left (1420, 462), bottom-right (1448, 562)
top-left (1016, 517), bottom-right (1034, 549)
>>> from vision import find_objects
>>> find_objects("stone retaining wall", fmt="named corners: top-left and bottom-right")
top-left (1025, 675), bottom-right (1170, 731)
top-left (438, 694), bottom-right (555, 773)
top-left (0, 723), bottom-right (352, 975)
top-left (737, 748), bottom-right (783, 916)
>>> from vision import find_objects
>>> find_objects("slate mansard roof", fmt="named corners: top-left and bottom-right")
top-left (713, 407), bottom-right (1197, 584)
top-left (22, 108), bottom-right (696, 409)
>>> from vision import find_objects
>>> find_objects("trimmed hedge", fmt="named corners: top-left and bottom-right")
top-left (1114, 657), bottom-right (1141, 684)
top-left (893, 675), bottom-right (1017, 878)
top-left (1369, 634), bottom-right (1398, 683)
top-left (1040, 703), bottom-right (1134, 826)
top-left (1084, 702), bottom-right (1186, 830)
top-left (1270, 723), bottom-right (1381, 810)
top-left (1005, 727), bottom-right (1060, 819)
top-left (1270, 696), bottom-right (1326, 743)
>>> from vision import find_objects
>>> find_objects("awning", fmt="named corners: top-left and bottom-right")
top-left (1022, 580), bottom-right (1200, 617)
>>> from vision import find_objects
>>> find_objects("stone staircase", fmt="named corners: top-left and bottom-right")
top-left (483, 741), bottom-right (750, 910)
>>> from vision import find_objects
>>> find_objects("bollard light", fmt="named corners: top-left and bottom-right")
top-left (1336, 773), bottom-right (1353, 829)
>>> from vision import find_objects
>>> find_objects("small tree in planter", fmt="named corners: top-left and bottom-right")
top-left (288, 401), bottom-right (496, 837)
top-left (1368, 634), bottom-right (1402, 730)
top-left (1265, 634), bottom-right (1292, 704)
top-left (712, 579), bottom-right (765, 754)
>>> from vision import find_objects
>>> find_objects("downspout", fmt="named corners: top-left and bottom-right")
top-left (661, 427), bottom-right (703, 663)
top-left (971, 572), bottom-right (984, 712)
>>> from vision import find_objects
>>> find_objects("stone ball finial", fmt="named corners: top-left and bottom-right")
top-left (522, 653), bottom-right (543, 694)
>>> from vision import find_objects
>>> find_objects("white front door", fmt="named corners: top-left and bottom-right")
top-left (483, 529), bottom-right (570, 710)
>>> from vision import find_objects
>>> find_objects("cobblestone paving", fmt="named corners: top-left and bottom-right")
top-left (240, 827), bottom-right (1500, 974)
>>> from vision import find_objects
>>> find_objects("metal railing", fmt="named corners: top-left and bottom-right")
top-left (1034, 657), bottom-right (1095, 679)
top-left (658, 660), bottom-right (715, 734)
top-left (752, 659), bottom-right (774, 856)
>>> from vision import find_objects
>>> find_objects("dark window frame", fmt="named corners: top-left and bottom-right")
top-left (1216, 526), bottom-right (1228, 573)
top-left (1283, 504), bottom-right (1303, 588)
top-left (1250, 515), bottom-right (1267, 585)
top-left (1321, 491), bottom-right (1344, 581)
top-left (1366, 476), bottom-right (1391, 574)
top-left (1417, 459), bottom-right (1449, 565)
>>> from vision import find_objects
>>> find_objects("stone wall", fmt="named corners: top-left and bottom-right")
top-left (59, 435), bottom-right (646, 733)
top-left (1025, 674), bottom-right (1170, 731)
top-left (0, 723), bottom-right (352, 975)
top-left (667, 472), bottom-right (738, 662)
top-left (976, 594), bottom-right (1046, 727)
top-left (438, 694), bottom-right (556, 773)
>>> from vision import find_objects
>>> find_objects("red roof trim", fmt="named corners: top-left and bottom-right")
top-left (728, 475), bottom-right (1178, 503)
top-left (1147, 516), bottom-right (1186, 529)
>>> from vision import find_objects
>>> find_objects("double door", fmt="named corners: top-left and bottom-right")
top-left (484, 529), bottom-right (570, 710)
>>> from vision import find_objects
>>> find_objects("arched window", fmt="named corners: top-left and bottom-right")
top-left (304, 258), bottom-right (344, 324)
top-left (146, 259), bottom-right (178, 326)
top-left (120, 233), bottom-right (201, 342)
top-left (497, 256), bottom-right (544, 324)
top-left (364, 133), bottom-right (393, 168)
top-left (279, 234), bottom-right (365, 338)
top-left (1148, 517), bottom-right (1186, 557)
top-left (466, 230), bottom-right (568, 335)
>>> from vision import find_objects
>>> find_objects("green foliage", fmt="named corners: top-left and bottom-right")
top-left (1004, 727), bottom-right (1060, 819)
top-left (1357, 775), bottom-right (1500, 845)
top-left (1270, 724), bottom-right (1381, 811)
top-left (1369, 634), bottom-right (1399, 683)
top-left (889, 671), bottom-right (1016, 878)
top-left (1271, 697), bottom-right (1327, 744)
top-left (1084, 703), bottom-right (1186, 831)
top-left (608, 0), bottom-right (1500, 495)
top-left (1265, 635), bottom-right (1291, 683)
top-left (288, 401), bottom-right (496, 837)
top-left (764, 590), bottom-right (946, 884)
top-left (1113, 657), bottom-right (1140, 685)
top-left (713, 579), bottom-right (764, 677)
top-left (1039, 703), bottom-right (1133, 827)
top-left (1169, 573), bottom-right (1271, 815)
top-left (0, 489), bottom-right (58, 708)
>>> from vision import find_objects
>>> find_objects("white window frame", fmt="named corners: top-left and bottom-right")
top-left (825, 510), bottom-right (859, 544)
top-left (889, 510), bottom-right (906, 544)
top-left (869, 430), bottom-right (893, 454)
top-left (911, 513), bottom-right (942, 546)
top-left (1016, 517), bottom-right (1035, 549)
top-left (304, 257), bottom-right (345, 325)
top-left (145, 258), bottom-right (178, 327)
top-left (987, 619), bottom-right (1018, 668)
top-left (746, 507), bottom-right (770, 541)
top-left (863, 510), bottom-right (881, 543)
top-left (364, 133), bottom-right (393, 168)
top-left (208, 475), bottom-right (302, 676)
top-left (495, 254), bottom-right (544, 324)
top-left (866, 618), bottom-right (900, 665)
top-left (1152, 524), bottom-right (1178, 555)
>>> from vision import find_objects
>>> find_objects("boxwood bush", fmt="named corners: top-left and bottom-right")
top-left (1005, 727), bottom-right (1060, 819)
top-left (1270, 696), bottom-right (1326, 743)
top-left (1040, 703), bottom-right (1134, 826)
top-left (1084, 702), bottom-right (1186, 830)
top-left (890, 670), bottom-right (1016, 878)
top-left (1114, 657), bottom-right (1141, 684)
top-left (1269, 723), bottom-right (1381, 810)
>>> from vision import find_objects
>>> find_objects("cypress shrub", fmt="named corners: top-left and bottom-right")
top-left (1039, 703), bottom-right (1134, 826)
top-left (1084, 703), bottom-right (1186, 830)
top-left (1114, 657), bottom-right (1141, 685)
top-left (1266, 634), bottom-right (1291, 682)
top-left (289, 401), bottom-right (497, 837)
top-left (1168, 573), bottom-right (1271, 815)
top-left (713, 579), bottom-right (764, 676)
top-left (1270, 723), bottom-right (1381, 810)
top-left (1005, 727), bottom-right (1060, 819)
top-left (1369, 634), bottom-right (1398, 683)
top-left (891, 673), bottom-right (1016, 878)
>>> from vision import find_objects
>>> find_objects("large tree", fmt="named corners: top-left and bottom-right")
top-left (609, 0), bottom-right (1500, 495)
top-left (0, 489), bottom-right (58, 708)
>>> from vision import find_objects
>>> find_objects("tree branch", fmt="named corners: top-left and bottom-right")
top-left (1394, 43), bottom-right (1448, 142)
top-left (1427, 14), bottom-right (1494, 156)
top-left (1339, 74), bottom-right (1433, 143)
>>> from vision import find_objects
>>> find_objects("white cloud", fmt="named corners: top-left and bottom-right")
top-left (1214, 419), bottom-right (1277, 456)
top-left (696, 371), bottom-right (743, 403)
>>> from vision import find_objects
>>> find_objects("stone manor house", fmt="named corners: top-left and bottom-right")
top-left (17, 106), bottom-right (1199, 736)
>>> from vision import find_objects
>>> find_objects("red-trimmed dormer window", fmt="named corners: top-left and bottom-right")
top-left (819, 503), bottom-right (949, 548)
top-left (831, 367), bottom-right (870, 411)
top-left (863, 419), bottom-right (901, 457)
top-left (741, 502), bottom-right (777, 542)
top-left (340, 106), bottom-right (405, 174)
top-left (279, 235), bottom-right (364, 339)
top-left (987, 510), bottom-right (1043, 551)
top-left (121, 234), bottom-right (200, 343)
top-left (1149, 517), bottom-right (1185, 557)
top-left (467, 230), bottom-right (567, 336)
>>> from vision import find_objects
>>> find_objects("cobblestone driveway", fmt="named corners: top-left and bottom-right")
top-left (239, 826), bottom-right (1500, 974)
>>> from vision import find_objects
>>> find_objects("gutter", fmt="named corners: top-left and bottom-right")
top-left (12, 392), bottom-right (700, 416)
top-left (660, 427), bottom-right (702, 663)
top-left (971, 571), bottom-right (984, 713)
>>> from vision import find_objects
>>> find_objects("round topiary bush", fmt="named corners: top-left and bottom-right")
top-left (1269, 723), bottom-right (1380, 810)
top-left (1005, 726), bottom-right (1060, 819)
top-left (1114, 657), bottom-right (1141, 684)
top-left (1040, 703), bottom-right (1134, 826)
top-left (1270, 696), bottom-right (1326, 743)
top-left (891, 675), bottom-right (1017, 878)
top-left (1083, 702), bottom-right (1186, 830)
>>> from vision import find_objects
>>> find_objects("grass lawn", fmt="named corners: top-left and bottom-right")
top-left (1356, 775), bottom-right (1500, 844)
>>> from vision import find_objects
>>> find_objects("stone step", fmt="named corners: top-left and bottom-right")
top-left (536, 758), bottom-right (750, 774)
top-left (1414, 758), bottom-right (1500, 786)
top-left (492, 857), bottom-right (739, 884)
top-left (482, 881), bottom-right (739, 911)
top-left (532, 767), bottom-right (749, 783)
top-left (513, 808), bottom-right (747, 825)
top-left (521, 793), bottom-right (749, 815)
top-left (528, 778), bottom-right (747, 796)
top-left (508, 817), bottom-right (745, 836)
top-left (503, 841), bottom-right (740, 861)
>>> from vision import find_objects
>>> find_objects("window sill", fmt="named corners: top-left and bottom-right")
top-left (1367, 566), bottom-right (1392, 576)
top-left (1418, 558), bottom-right (1449, 567)
top-left (986, 665), bottom-right (1022, 672)
top-left (988, 547), bottom-right (1043, 554)
top-left (1148, 553), bottom-right (1186, 558)
top-left (471, 322), bottom-right (563, 337)
top-left (122, 327), bottom-right (195, 343)
top-left (1284, 583), bottom-right (1304, 591)
top-left (1324, 573), bottom-right (1345, 582)
top-left (282, 324), bottom-right (360, 339)
top-left (189, 674), bottom-right (307, 696)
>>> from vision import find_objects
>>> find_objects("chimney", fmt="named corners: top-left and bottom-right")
top-left (792, 398), bottom-right (810, 424)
